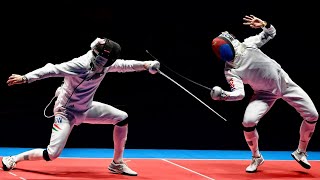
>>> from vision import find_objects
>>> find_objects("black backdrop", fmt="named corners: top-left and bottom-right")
top-left (1, 1), bottom-right (319, 151)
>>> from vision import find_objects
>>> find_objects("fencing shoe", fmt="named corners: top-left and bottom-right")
top-left (2, 156), bottom-right (16, 171)
top-left (108, 160), bottom-right (138, 176)
top-left (291, 149), bottom-right (311, 169)
top-left (246, 155), bottom-right (264, 173)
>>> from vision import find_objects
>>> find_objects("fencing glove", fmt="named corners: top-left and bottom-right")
top-left (210, 86), bottom-right (227, 100)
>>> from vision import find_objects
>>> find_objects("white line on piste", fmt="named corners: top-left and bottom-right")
top-left (1, 167), bottom-right (27, 180)
top-left (161, 159), bottom-right (215, 180)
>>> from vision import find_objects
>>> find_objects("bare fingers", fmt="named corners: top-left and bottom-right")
top-left (243, 15), bottom-right (254, 25)
top-left (7, 74), bottom-right (23, 86)
top-left (243, 15), bottom-right (254, 21)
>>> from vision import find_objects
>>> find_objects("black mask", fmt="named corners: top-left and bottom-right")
top-left (92, 38), bottom-right (121, 67)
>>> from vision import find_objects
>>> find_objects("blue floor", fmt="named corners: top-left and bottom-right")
top-left (0, 147), bottom-right (320, 160)
top-left (1, 148), bottom-right (319, 160)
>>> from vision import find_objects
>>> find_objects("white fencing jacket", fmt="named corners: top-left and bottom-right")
top-left (24, 50), bottom-right (148, 121)
top-left (221, 25), bottom-right (290, 101)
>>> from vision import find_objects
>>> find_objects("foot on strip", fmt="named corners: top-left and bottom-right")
top-left (108, 161), bottom-right (138, 176)
top-left (246, 155), bottom-right (264, 173)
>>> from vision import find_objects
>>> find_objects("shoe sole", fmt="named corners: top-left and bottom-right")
top-left (108, 167), bottom-right (138, 176)
top-left (291, 154), bottom-right (311, 169)
top-left (245, 159), bottom-right (265, 173)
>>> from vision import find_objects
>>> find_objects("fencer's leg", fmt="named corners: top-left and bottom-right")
top-left (83, 101), bottom-right (129, 162)
top-left (83, 101), bottom-right (137, 176)
top-left (2, 149), bottom-right (45, 171)
top-left (282, 78), bottom-right (318, 152)
top-left (243, 126), bottom-right (260, 157)
top-left (242, 96), bottom-right (276, 173)
top-left (2, 115), bottom-right (73, 170)
top-left (299, 120), bottom-right (318, 152)
top-left (12, 149), bottom-right (47, 163)
top-left (281, 79), bottom-right (318, 169)
top-left (109, 120), bottom-right (137, 176)
top-left (289, 119), bottom-right (318, 169)
top-left (291, 118), bottom-right (317, 169)
top-left (83, 101), bottom-right (128, 125)
top-left (46, 115), bottom-right (74, 161)
top-left (243, 126), bottom-right (265, 173)
top-left (11, 116), bottom-right (72, 162)
top-left (243, 96), bottom-right (275, 157)
top-left (113, 120), bottom-right (129, 163)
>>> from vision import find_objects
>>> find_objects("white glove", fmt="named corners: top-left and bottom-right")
top-left (210, 86), bottom-right (227, 100)
top-left (145, 60), bottom-right (160, 74)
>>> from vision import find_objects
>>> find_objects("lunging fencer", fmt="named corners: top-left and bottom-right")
top-left (3, 37), bottom-right (160, 176)
top-left (210, 15), bottom-right (318, 173)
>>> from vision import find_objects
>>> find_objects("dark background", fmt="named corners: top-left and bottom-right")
top-left (1, 0), bottom-right (319, 151)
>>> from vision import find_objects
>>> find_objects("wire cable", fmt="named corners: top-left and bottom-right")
top-left (146, 50), bottom-right (212, 91)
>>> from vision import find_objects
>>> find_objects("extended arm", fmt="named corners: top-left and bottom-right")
top-left (7, 53), bottom-right (90, 86)
top-left (106, 59), bottom-right (160, 74)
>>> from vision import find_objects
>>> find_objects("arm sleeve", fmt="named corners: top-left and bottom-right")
top-left (106, 59), bottom-right (147, 73)
top-left (243, 25), bottom-right (276, 48)
top-left (24, 56), bottom-right (88, 83)
top-left (222, 69), bottom-right (245, 101)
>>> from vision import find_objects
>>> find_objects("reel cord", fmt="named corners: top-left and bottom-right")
top-left (43, 78), bottom-right (86, 118)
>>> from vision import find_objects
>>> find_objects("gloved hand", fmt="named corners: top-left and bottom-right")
top-left (144, 60), bottom-right (160, 74)
top-left (210, 86), bottom-right (226, 100)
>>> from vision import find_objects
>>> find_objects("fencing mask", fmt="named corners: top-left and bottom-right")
top-left (90, 38), bottom-right (121, 69)
top-left (212, 31), bottom-right (235, 62)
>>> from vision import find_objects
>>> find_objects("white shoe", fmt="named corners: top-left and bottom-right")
top-left (2, 156), bottom-right (16, 171)
top-left (108, 161), bottom-right (138, 176)
top-left (246, 155), bottom-right (264, 173)
top-left (291, 149), bottom-right (311, 169)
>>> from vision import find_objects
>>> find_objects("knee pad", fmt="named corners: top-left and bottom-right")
top-left (116, 118), bottom-right (129, 126)
top-left (43, 149), bottom-right (51, 161)
top-left (305, 119), bottom-right (317, 124)
top-left (44, 148), bottom-right (62, 161)
top-left (243, 125), bottom-right (257, 132)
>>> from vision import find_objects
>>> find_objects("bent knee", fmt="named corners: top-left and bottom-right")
top-left (119, 112), bottom-right (128, 121)
top-left (45, 149), bottom-right (62, 161)
top-left (311, 111), bottom-right (319, 122)
top-left (242, 120), bottom-right (258, 128)
top-left (305, 110), bottom-right (319, 123)
top-left (115, 114), bottom-right (129, 126)
top-left (48, 152), bottom-right (62, 160)
top-left (114, 112), bottom-right (128, 125)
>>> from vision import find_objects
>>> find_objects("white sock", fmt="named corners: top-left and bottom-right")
top-left (244, 129), bottom-right (260, 157)
top-left (113, 125), bottom-right (128, 163)
top-left (298, 120), bottom-right (316, 153)
top-left (13, 148), bottom-right (45, 163)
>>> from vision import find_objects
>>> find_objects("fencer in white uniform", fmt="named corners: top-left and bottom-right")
top-left (210, 15), bottom-right (318, 173)
top-left (3, 37), bottom-right (160, 176)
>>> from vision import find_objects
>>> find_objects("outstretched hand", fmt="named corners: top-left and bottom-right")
top-left (243, 15), bottom-right (267, 29)
top-left (7, 74), bottom-right (27, 86)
